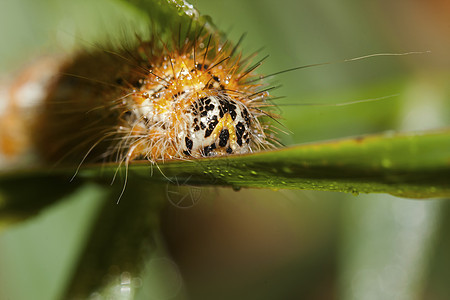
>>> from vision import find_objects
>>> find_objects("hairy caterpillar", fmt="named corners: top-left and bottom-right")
top-left (0, 9), bottom-right (426, 178)
top-left (0, 26), bottom-right (280, 170)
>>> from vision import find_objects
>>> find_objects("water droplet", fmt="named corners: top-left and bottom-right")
top-left (351, 189), bottom-right (360, 196)
top-left (232, 185), bottom-right (241, 191)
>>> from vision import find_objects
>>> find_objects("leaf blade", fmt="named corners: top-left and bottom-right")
top-left (79, 128), bottom-right (450, 198)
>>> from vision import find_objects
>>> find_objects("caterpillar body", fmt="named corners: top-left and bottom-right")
top-left (0, 27), bottom-right (276, 169)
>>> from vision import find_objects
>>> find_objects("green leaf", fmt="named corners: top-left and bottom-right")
top-left (0, 174), bottom-right (83, 230)
top-left (61, 180), bottom-right (165, 299)
top-left (79, 128), bottom-right (450, 199)
top-left (2, 128), bottom-right (448, 210)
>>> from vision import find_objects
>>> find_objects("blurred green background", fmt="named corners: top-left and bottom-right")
top-left (0, 0), bottom-right (449, 299)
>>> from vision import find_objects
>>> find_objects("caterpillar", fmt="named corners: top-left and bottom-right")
top-left (0, 6), bottom-right (426, 176)
top-left (0, 25), bottom-right (279, 172)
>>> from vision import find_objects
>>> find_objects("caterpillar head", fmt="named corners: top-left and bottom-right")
top-left (123, 34), bottom-right (275, 161)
